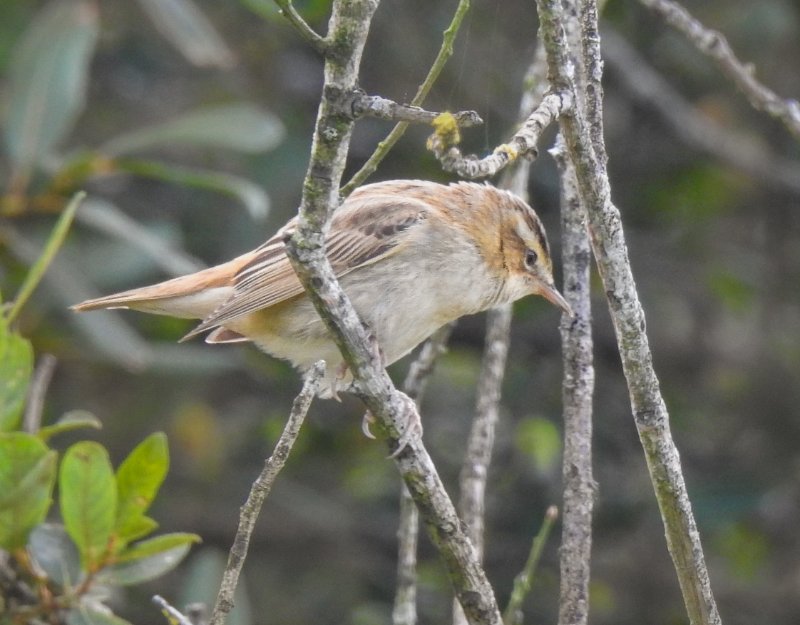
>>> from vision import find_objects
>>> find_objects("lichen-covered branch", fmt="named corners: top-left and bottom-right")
top-left (552, 136), bottom-right (594, 625)
top-left (536, 0), bottom-right (721, 623)
top-left (393, 324), bottom-right (455, 625)
top-left (427, 92), bottom-right (572, 179)
top-left (639, 0), bottom-right (800, 140)
top-left (281, 1), bottom-right (502, 623)
top-left (341, 0), bottom-right (471, 195)
top-left (208, 363), bottom-right (323, 625)
top-left (452, 304), bottom-right (511, 625)
top-left (350, 91), bottom-right (482, 127)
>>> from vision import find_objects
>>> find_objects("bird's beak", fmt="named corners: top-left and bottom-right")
top-left (538, 282), bottom-right (573, 317)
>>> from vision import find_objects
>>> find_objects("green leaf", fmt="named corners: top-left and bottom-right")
top-left (4, 0), bottom-right (99, 173)
top-left (60, 442), bottom-right (117, 571)
top-left (515, 417), bottom-right (562, 474)
top-left (134, 0), bottom-right (234, 68)
top-left (96, 542), bottom-right (194, 586)
top-left (114, 433), bottom-right (168, 545)
top-left (102, 103), bottom-right (285, 156)
top-left (66, 606), bottom-right (134, 625)
top-left (115, 159), bottom-right (269, 220)
top-left (114, 515), bottom-right (159, 545)
top-left (28, 523), bottom-right (83, 588)
top-left (0, 320), bottom-right (33, 432)
top-left (38, 410), bottom-right (103, 441)
top-left (0, 434), bottom-right (57, 549)
top-left (6, 191), bottom-right (86, 325)
top-left (115, 532), bottom-right (201, 564)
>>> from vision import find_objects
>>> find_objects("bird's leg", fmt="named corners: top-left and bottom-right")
top-left (359, 327), bottom-right (389, 440)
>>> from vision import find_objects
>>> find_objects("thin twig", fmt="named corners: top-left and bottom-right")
top-left (452, 305), bottom-right (511, 625)
top-left (153, 595), bottom-right (196, 625)
top-left (393, 486), bottom-right (419, 625)
top-left (351, 92), bottom-right (482, 128)
top-left (537, 0), bottom-right (720, 623)
top-left (274, 0), bottom-right (327, 54)
top-left (23, 354), bottom-right (57, 434)
top-left (393, 324), bottom-right (454, 625)
top-left (208, 363), bottom-right (323, 625)
top-left (639, 0), bottom-right (800, 140)
top-left (503, 505), bottom-right (559, 625)
top-left (602, 29), bottom-right (800, 195)
top-left (6, 191), bottom-right (84, 325)
top-left (457, 306), bottom-right (512, 559)
top-left (427, 92), bottom-right (573, 179)
top-left (341, 0), bottom-right (471, 196)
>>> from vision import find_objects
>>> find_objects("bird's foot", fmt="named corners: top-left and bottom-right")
top-left (361, 393), bottom-right (422, 457)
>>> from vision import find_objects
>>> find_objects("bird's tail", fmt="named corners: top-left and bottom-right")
top-left (71, 256), bottom-right (246, 320)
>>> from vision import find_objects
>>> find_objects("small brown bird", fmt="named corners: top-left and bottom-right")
top-left (74, 180), bottom-right (570, 397)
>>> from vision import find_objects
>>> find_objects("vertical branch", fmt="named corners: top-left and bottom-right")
top-left (453, 305), bottom-right (511, 625)
top-left (552, 139), bottom-right (594, 625)
top-left (394, 324), bottom-right (455, 625)
top-left (536, 1), bottom-right (721, 623)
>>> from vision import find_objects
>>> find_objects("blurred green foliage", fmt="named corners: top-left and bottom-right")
top-left (0, 207), bottom-right (198, 625)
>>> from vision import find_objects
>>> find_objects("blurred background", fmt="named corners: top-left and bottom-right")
top-left (2, 0), bottom-right (800, 623)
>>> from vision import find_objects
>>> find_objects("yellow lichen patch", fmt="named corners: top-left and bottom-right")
top-left (429, 111), bottom-right (461, 148)
top-left (493, 143), bottom-right (519, 162)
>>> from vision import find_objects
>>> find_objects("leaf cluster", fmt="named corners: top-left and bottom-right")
top-left (1, 207), bottom-right (199, 625)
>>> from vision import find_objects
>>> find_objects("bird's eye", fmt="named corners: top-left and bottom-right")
top-left (524, 249), bottom-right (538, 269)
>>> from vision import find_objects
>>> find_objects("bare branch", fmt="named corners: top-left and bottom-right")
top-left (341, 0), bottom-right (471, 195)
top-left (153, 595), bottom-right (197, 625)
top-left (23, 354), bottom-right (57, 434)
top-left (208, 363), bottom-right (323, 625)
top-left (282, 1), bottom-right (502, 622)
top-left (503, 506), bottom-right (559, 625)
top-left (602, 29), bottom-right (800, 195)
top-left (427, 92), bottom-right (572, 179)
top-left (552, 135), bottom-right (595, 625)
top-left (393, 324), bottom-right (455, 625)
top-left (350, 91), bottom-right (482, 128)
top-left (639, 0), bottom-right (800, 140)
top-left (537, 0), bottom-right (721, 623)
top-left (453, 305), bottom-right (511, 625)
top-left (274, 0), bottom-right (327, 54)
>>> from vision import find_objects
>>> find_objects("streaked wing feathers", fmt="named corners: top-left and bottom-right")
top-left (185, 195), bottom-right (429, 337)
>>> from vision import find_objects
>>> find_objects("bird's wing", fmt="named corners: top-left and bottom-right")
top-left (183, 195), bottom-right (429, 338)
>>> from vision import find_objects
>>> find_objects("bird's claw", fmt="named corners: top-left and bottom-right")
top-left (387, 393), bottom-right (422, 459)
top-left (361, 410), bottom-right (377, 440)
top-left (359, 394), bottom-right (422, 457)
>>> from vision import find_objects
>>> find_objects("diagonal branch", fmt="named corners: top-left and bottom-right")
top-left (394, 324), bottom-right (455, 625)
top-left (274, 0), bottom-right (327, 53)
top-left (281, 1), bottom-right (502, 623)
top-left (208, 363), bottom-right (323, 625)
top-left (427, 92), bottom-right (572, 179)
top-left (639, 0), bottom-right (800, 140)
top-left (537, 0), bottom-right (721, 623)
top-left (341, 0), bottom-right (471, 195)
top-left (602, 29), bottom-right (800, 195)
